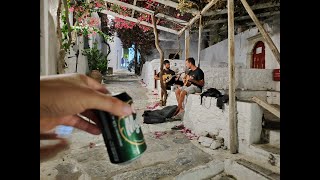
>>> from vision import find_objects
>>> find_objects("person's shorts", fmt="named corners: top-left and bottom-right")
top-left (180, 84), bottom-right (202, 95)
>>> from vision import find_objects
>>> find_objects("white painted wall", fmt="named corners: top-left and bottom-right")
top-left (146, 31), bottom-right (199, 61)
top-left (108, 34), bottom-right (123, 71)
top-left (64, 36), bottom-right (89, 74)
top-left (200, 23), bottom-right (280, 70)
top-left (201, 67), bottom-right (278, 91)
top-left (40, 0), bottom-right (59, 75)
top-left (140, 59), bottom-right (186, 90)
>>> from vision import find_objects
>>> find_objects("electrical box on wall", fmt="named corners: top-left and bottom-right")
top-left (273, 69), bottom-right (280, 81)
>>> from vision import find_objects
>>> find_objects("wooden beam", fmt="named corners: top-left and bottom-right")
top-left (131, 0), bottom-right (137, 17)
top-left (156, 13), bottom-right (188, 26)
top-left (152, 0), bottom-right (199, 15)
top-left (185, 29), bottom-right (190, 59)
top-left (252, 97), bottom-right (280, 118)
top-left (178, 0), bottom-right (220, 36)
top-left (205, 11), bottom-right (280, 26)
top-left (104, 0), bottom-right (188, 25)
top-left (101, 10), bottom-right (179, 34)
top-left (197, 15), bottom-right (202, 67)
top-left (227, 0), bottom-right (237, 154)
top-left (204, 2), bottom-right (280, 17)
top-left (240, 0), bottom-right (280, 64)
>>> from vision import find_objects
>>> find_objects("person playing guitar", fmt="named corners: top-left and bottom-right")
top-left (154, 60), bottom-right (177, 105)
top-left (173, 57), bottom-right (205, 119)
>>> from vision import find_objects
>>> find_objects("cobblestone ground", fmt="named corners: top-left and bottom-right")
top-left (40, 70), bottom-right (216, 180)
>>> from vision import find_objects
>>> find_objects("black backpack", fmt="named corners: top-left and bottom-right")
top-left (143, 105), bottom-right (178, 124)
top-left (200, 88), bottom-right (222, 105)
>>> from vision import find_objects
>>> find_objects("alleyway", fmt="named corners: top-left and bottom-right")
top-left (40, 70), bottom-right (278, 180)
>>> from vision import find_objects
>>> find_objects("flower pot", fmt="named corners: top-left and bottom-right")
top-left (89, 70), bottom-right (103, 84)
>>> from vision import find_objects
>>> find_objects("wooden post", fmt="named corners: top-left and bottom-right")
top-left (151, 15), bottom-right (167, 104)
top-left (185, 29), bottom-right (190, 59)
top-left (197, 15), bottom-right (203, 67)
top-left (228, 0), bottom-right (238, 154)
top-left (239, 0), bottom-right (280, 64)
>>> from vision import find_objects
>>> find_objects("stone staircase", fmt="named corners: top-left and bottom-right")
top-left (250, 106), bottom-right (280, 167)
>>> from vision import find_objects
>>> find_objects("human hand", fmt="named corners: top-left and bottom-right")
top-left (40, 73), bottom-right (133, 135)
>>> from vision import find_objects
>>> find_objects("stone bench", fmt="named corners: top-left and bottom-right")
top-left (166, 92), bottom-right (263, 152)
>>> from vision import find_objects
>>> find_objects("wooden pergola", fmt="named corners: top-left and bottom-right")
top-left (99, 0), bottom-right (280, 153)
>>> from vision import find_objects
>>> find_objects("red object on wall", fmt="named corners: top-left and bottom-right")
top-left (273, 69), bottom-right (280, 81)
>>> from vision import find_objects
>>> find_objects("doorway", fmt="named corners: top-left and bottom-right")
top-left (252, 41), bottom-right (265, 69)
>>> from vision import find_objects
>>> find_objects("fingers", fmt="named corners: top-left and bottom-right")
top-left (86, 92), bottom-right (132, 117)
top-left (85, 76), bottom-right (109, 94)
top-left (40, 133), bottom-right (58, 140)
top-left (60, 115), bottom-right (101, 135)
top-left (80, 110), bottom-right (99, 124)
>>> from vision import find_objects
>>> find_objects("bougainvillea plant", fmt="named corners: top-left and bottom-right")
top-left (61, 0), bottom-right (112, 52)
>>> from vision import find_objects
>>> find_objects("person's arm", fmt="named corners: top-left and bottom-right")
top-left (154, 72), bottom-right (160, 80)
top-left (188, 78), bottom-right (204, 87)
top-left (188, 70), bottom-right (205, 87)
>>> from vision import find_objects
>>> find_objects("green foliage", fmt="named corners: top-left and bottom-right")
top-left (82, 42), bottom-right (109, 74)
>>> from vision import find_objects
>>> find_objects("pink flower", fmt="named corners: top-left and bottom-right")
top-left (95, 2), bottom-right (103, 8)
top-left (69, 7), bottom-right (74, 12)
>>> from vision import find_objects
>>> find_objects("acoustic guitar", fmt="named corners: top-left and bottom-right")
top-left (183, 75), bottom-right (191, 87)
top-left (162, 72), bottom-right (184, 84)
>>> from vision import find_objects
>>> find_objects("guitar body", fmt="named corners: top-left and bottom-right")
top-left (183, 75), bottom-right (192, 87)
top-left (162, 74), bottom-right (173, 83)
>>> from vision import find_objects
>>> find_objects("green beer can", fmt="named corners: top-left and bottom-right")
top-left (95, 92), bottom-right (147, 164)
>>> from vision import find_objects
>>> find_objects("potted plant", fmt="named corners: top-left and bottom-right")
top-left (82, 42), bottom-right (109, 83)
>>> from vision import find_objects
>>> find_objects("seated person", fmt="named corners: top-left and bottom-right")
top-left (154, 60), bottom-right (176, 104)
top-left (154, 60), bottom-right (176, 89)
top-left (174, 57), bottom-right (205, 117)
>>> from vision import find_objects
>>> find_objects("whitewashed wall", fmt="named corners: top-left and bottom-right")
top-left (140, 59), bottom-right (186, 90)
top-left (64, 36), bottom-right (89, 74)
top-left (200, 23), bottom-right (280, 70)
top-left (40, 0), bottom-right (59, 75)
top-left (146, 31), bottom-right (199, 61)
top-left (107, 34), bottom-right (123, 71)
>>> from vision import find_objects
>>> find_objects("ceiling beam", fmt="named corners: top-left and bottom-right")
top-left (104, 0), bottom-right (188, 25)
top-left (178, 0), bottom-right (221, 36)
top-left (205, 11), bottom-right (280, 26)
top-left (204, 2), bottom-right (280, 17)
top-left (101, 10), bottom-right (179, 34)
top-left (152, 0), bottom-right (200, 15)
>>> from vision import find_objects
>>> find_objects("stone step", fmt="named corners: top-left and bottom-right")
top-left (225, 159), bottom-right (280, 180)
top-left (269, 130), bottom-right (280, 147)
top-left (248, 143), bottom-right (280, 167)
top-left (260, 129), bottom-right (280, 148)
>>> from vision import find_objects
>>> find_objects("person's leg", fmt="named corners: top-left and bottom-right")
top-left (177, 90), bottom-right (187, 112)
top-left (175, 87), bottom-right (182, 103)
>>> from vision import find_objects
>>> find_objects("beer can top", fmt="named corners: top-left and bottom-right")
top-left (113, 92), bottom-right (132, 103)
